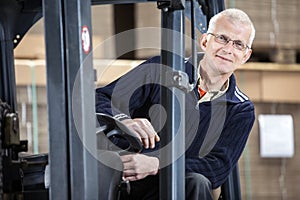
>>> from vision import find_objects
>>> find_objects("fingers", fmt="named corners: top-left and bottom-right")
top-left (122, 173), bottom-right (145, 182)
top-left (122, 118), bottom-right (160, 149)
top-left (121, 154), bottom-right (145, 181)
top-left (121, 154), bottom-right (159, 181)
top-left (155, 134), bottom-right (160, 142)
top-left (136, 118), bottom-right (160, 148)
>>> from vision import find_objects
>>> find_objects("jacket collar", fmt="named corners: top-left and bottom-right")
top-left (185, 53), bottom-right (250, 104)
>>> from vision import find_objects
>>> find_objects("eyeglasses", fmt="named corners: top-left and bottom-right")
top-left (207, 33), bottom-right (250, 51)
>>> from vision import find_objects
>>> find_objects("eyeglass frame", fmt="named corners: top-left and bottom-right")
top-left (207, 33), bottom-right (250, 51)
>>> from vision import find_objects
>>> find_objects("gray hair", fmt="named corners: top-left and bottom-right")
top-left (207, 8), bottom-right (256, 48)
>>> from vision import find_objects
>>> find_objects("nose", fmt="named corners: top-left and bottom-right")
top-left (222, 40), bottom-right (234, 52)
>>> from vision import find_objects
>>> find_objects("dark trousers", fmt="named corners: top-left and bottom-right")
top-left (120, 172), bottom-right (213, 200)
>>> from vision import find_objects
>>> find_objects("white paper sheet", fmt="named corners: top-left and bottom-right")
top-left (258, 114), bottom-right (294, 158)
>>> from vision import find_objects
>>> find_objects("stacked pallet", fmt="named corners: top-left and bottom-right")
top-left (229, 0), bottom-right (300, 63)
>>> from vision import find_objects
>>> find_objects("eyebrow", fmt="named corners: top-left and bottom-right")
top-left (220, 34), bottom-right (244, 42)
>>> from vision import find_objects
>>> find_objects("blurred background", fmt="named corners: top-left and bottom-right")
top-left (13, 1), bottom-right (300, 199)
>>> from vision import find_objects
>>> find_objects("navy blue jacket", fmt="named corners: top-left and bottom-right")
top-left (96, 55), bottom-right (255, 189)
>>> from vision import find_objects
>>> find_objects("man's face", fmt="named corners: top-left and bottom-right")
top-left (200, 17), bottom-right (252, 76)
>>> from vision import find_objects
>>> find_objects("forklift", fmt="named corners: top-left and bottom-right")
top-left (0, 0), bottom-right (241, 199)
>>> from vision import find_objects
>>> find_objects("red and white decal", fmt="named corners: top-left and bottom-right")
top-left (81, 25), bottom-right (90, 54)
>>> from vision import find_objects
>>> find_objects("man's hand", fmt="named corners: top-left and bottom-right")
top-left (122, 118), bottom-right (160, 149)
top-left (121, 154), bottom-right (159, 181)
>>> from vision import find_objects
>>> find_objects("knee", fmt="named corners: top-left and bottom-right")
top-left (186, 172), bottom-right (212, 190)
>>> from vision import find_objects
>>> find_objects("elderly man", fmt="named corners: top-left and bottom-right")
top-left (96, 8), bottom-right (255, 200)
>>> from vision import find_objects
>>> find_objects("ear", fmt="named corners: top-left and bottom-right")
top-left (241, 48), bottom-right (252, 64)
top-left (199, 34), bottom-right (208, 51)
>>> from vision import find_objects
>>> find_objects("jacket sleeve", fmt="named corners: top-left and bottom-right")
top-left (95, 56), bottom-right (161, 119)
top-left (185, 101), bottom-right (255, 189)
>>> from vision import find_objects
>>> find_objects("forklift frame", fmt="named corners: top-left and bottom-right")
top-left (0, 0), bottom-right (241, 199)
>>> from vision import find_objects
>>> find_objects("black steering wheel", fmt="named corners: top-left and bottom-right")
top-left (96, 113), bottom-right (143, 154)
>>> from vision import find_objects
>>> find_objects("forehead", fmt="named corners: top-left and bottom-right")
top-left (214, 17), bottom-right (251, 41)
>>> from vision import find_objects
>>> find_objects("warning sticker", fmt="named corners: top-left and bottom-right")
top-left (82, 25), bottom-right (90, 54)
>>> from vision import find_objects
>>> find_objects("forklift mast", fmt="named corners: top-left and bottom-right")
top-left (0, 0), bottom-right (241, 199)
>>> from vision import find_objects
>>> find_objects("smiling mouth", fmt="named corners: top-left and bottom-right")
top-left (216, 55), bottom-right (233, 63)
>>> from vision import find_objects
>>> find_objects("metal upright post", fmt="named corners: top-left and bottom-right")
top-left (0, 0), bottom-right (20, 112)
top-left (43, 0), bottom-right (98, 199)
top-left (43, 1), bottom-right (69, 199)
top-left (158, 1), bottom-right (186, 199)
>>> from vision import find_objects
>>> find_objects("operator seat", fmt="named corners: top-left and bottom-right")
top-left (98, 151), bottom-right (123, 200)
top-left (96, 113), bottom-right (142, 200)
